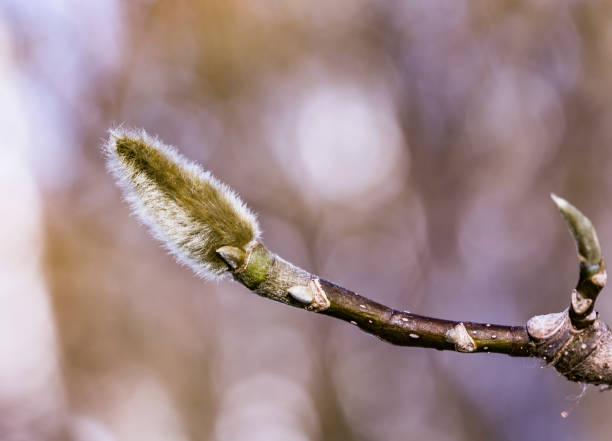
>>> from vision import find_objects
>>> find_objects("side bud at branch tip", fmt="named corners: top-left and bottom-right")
top-left (550, 193), bottom-right (606, 328)
top-left (104, 127), bottom-right (260, 280)
top-left (522, 196), bottom-right (611, 384)
top-left (551, 193), bottom-right (601, 269)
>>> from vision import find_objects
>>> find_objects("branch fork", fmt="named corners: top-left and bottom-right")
top-left (524, 195), bottom-right (611, 385)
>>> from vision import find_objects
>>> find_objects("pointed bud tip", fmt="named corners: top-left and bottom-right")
top-left (550, 193), bottom-right (601, 267)
top-left (550, 193), bottom-right (566, 208)
top-left (105, 127), bottom-right (143, 155)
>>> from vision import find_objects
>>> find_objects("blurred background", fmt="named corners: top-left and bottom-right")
top-left (2, 0), bottom-right (612, 440)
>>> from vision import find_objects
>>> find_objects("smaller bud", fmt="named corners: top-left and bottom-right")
top-left (287, 285), bottom-right (314, 304)
top-left (551, 194), bottom-right (601, 268)
top-left (217, 246), bottom-right (246, 270)
top-left (526, 311), bottom-right (567, 342)
top-left (445, 322), bottom-right (476, 353)
top-left (571, 290), bottom-right (593, 316)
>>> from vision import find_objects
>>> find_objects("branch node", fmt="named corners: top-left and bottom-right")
top-left (445, 322), bottom-right (476, 353)
top-left (306, 279), bottom-right (330, 312)
top-left (592, 271), bottom-right (607, 288)
top-left (571, 290), bottom-right (593, 316)
top-left (233, 242), bottom-right (275, 289)
top-left (527, 311), bottom-right (567, 341)
top-left (287, 285), bottom-right (314, 304)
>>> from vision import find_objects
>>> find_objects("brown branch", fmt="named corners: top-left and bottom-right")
top-left (217, 244), bottom-right (535, 356)
top-left (319, 279), bottom-right (534, 356)
top-left (106, 129), bottom-right (612, 388)
top-left (216, 197), bottom-right (612, 387)
top-left (216, 246), bottom-right (535, 356)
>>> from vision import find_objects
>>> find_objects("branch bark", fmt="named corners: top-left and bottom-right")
top-left (217, 244), bottom-right (534, 357)
top-left (106, 129), bottom-right (612, 388)
top-left (216, 198), bottom-right (612, 386)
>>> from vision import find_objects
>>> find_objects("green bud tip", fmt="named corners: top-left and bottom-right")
top-left (551, 193), bottom-right (601, 267)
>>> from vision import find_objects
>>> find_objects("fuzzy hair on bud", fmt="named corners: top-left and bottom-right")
top-left (104, 127), bottom-right (261, 279)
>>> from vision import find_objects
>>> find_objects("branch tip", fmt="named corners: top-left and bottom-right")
top-left (550, 193), bottom-right (601, 267)
top-left (550, 194), bottom-right (607, 329)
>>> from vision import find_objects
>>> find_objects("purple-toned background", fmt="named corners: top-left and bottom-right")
top-left (2, 1), bottom-right (612, 440)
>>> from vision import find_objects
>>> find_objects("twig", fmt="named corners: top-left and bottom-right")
top-left (105, 128), bottom-right (612, 387)
top-left (551, 194), bottom-right (607, 329)
top-left (217, 244), bottom-right (534, 356)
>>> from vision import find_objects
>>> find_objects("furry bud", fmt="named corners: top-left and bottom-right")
top-left (104, 128), bottom-right (260, 279)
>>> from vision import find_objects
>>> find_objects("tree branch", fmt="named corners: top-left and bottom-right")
top-left (217, 243), bottom-right (534, 356)
top-left (551, 194), bottom-right (607, 329)
top-left (105, 128), bottom-right (612, 387)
